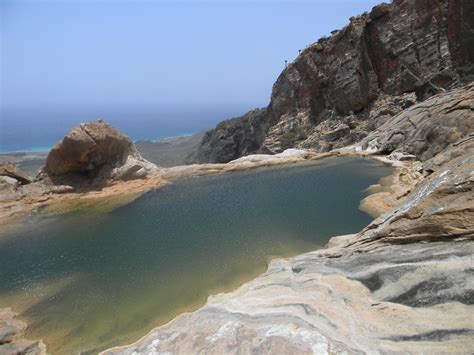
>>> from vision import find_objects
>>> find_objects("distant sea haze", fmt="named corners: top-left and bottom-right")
top-left (0, 106), bottom-right (249, 152)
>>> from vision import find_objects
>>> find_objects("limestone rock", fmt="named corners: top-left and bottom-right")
top-left (0, 161), bottom-right (32, 185)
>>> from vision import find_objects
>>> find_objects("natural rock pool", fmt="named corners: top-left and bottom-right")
top-left (0, 157), bottom-right (392, 354)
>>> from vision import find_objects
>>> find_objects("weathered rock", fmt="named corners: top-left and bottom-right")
top-left (190, 0), bottom-right (474, 163)
top-left (360, 82), bottom-right (474, 160)
top-left (0, 308), bottom-right (46, 355)
top-left (354, 144), bottom-right (474, 247)
top-left (42, 120), bottom-right (156, 185)
top-left (0, 161), bottom-right (32, 185)
top-left (103, 239), bottom-right (474, 354)
top-left (188, 109), bottom-right (269, 164)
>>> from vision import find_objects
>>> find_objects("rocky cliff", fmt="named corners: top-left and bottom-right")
top-left (190, 0), bottom-right (474, 164)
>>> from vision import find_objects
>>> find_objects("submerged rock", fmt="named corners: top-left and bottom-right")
top-left (41, 120), bottom-right (156, 185)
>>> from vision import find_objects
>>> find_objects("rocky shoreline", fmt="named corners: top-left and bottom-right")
top-left (0, 146), bottom-right (409, 354)
top-left (100, 128), bottom-right (474, 354)
top-left (100, 83), bottom-right (473, 353)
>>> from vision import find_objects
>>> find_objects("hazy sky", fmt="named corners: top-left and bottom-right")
top-left (2, 0), bottom-right (381, 113)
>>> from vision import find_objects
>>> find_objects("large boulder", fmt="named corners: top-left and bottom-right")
top-left (43, 120), bottom-right (156, 184)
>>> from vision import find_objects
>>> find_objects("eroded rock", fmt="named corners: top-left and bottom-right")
top-left (42, 120), bottom-right (156, 185)
top-left (0, 161), bottom-right (32, 185)
top-left (190, 0), bottom-right (473, 163)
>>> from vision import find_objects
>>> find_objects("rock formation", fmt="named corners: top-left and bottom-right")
top-left (42, 120), bottom-right (156, 185)
top-left (0, 161), bottom-right (32, 185)
top-left (190, 0), bottom-right (474, 164)
top-left (0, 308), bottom-right (46, 355)
top-left (360, 82), bottom-right (474, 160)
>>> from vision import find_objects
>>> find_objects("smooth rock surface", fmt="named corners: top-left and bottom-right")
top-left (103, 240), bottom-right (474, 354)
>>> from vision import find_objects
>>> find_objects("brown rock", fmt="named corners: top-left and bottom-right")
top-left (42, 120), bottom-right (156, 185)
top-left (0, 161), bottom-right (32, 185)
top-left (190, 0), bottom-right (474, 163)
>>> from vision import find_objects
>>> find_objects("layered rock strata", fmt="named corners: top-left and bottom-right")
top-left (190, 0), bottom-right (474, 164)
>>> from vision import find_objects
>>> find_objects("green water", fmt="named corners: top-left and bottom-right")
top-left (0, 157), bottom-right (392, 354)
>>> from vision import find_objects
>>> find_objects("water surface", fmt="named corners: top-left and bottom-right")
top-left (0, 157), bottom-right (392, 354)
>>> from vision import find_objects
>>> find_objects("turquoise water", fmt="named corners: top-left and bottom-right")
top-left (0, 157), bottom-right (392, 354)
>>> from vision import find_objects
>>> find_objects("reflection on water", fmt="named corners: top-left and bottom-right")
top-left (0, 157), bottom-right (392, 354)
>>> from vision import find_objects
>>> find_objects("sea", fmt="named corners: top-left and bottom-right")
top-left (0, 106), bottom-right (248, 152)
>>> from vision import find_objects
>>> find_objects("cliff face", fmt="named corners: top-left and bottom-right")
top-left (190, 0), bottom-right (474, 163)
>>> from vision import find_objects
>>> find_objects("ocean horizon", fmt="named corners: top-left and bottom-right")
top-left (0, 106), bottom-right (252, 153)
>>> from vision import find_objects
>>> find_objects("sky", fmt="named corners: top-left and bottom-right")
top-left (0, 0), bottom-right (382, 149)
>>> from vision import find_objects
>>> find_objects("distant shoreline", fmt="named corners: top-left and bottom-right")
top-left (0, 147), bottom-right (51, 155)
top-left (0, 132), bottom-right (202, 155)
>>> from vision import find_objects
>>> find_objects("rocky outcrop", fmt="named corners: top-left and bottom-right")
top-left (360, 82), bottom-right (474, 160)
top-left (190, 0), bottom-right (474, 164)
top-left (0, 308), bottom-right (46, 355)
top-left (42, 120), bottom-right (156, 185)
top-left (0, 161), bottom-right (32, 185)
top-left (188, 109), bottom-right (270, 164)
top-left (351, 84), bottom-right (474, 247)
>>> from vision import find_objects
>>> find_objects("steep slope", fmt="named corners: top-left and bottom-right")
top-left (190, 0), bottom-right (474, 164)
